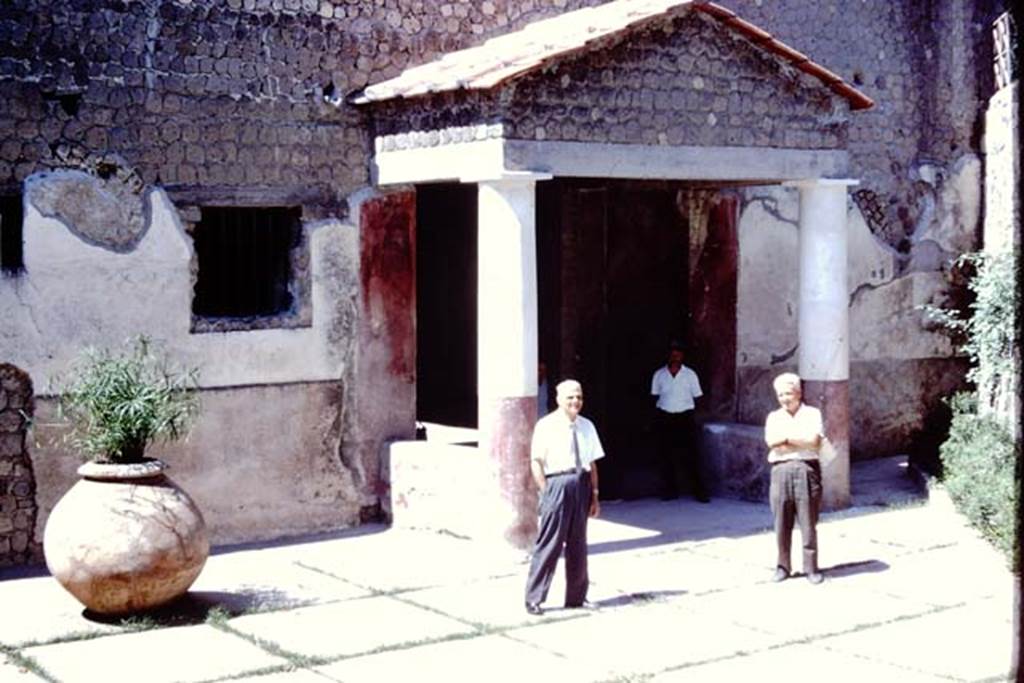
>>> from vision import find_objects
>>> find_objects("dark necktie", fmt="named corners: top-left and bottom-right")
top-left (571, 423), bottom-right (582, 474)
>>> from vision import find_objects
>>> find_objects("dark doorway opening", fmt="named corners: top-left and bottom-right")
top-left (415, 183), bottom-right (478, 428)
top-left (414, 179), bottom-right (737, 496)
top-left (537, 179), bottom-right (737, 500)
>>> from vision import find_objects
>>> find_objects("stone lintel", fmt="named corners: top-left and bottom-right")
top-left (783, 178), bottom-right (860, 188)
top-left (506, 140), bottom-right (850, 182)
top-left (373, 136), bottom-right (851, 186)
top-left (463, 170), bottom-right (553, 185)
top-left (373, 138), bottom-right (505, 186)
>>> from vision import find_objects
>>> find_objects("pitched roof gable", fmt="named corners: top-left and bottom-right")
top-left (350, 0), bottom-right (873, 111)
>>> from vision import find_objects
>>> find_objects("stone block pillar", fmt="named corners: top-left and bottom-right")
top-left (0, 364), bottom-right (40, 567)
top-left (475, 172), bottom-right (550, 549)
top-left (788, 179), bottom-right (857, 510)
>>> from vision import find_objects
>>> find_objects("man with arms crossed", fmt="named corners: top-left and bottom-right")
top-left (525, 379), bottom-right (604, 615)
top-left (764, 372), bottom-right (825, 584)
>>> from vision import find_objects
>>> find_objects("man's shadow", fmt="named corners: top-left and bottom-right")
top-left (820, 559), bottom-right (890, 578)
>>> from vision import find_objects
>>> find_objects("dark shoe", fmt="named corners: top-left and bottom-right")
top-left (771, 567), bottom-right (790, 583)
top-left (525, 602), bottom-right (543, 615)
top-left (566, 599), bottom-right (598, 610)
top-left (695, 494), bottom-right (711, 503)
top-left (806, 571), bottom-right (825, 585)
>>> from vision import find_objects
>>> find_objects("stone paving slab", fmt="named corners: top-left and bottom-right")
top-left (228, 594), bottom-right (477, 660)
top-left (189, 546), bottom-right (371, 612)
top-left (0, 467), bottom-right (1013, 683)
top-left (827, 542), bottom-right (1013, 609)
top-left (506, 601), bottom-right (787, 678)
top-left (594, 498), bottom-right (771, 551)
top-left (650, 643), bottom-right (954, 683)
top-left (228, 670), bottom-right (331, 683)
top-left (1, 656), bottom-right (47, 681)
top-left (821, 503), bottom-right (972, 553)
top-left (288, 529), bottom-right (522, 594)
top-left (0, 575), bottom-right (121, 646)
top-left (398, 574), bottom-right (588, 629)
top-left (21, 624), bottom-right (287, 683)
top-left (589, 545), bottom-right (765, 598)
top-left (687, 575), bottom-right (938, 642)
top-left (316, 633), bottom-right (607, 683)
top-left (817, 603), bottom-right (1014, 682)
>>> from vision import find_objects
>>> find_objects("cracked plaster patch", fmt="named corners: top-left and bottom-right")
top-left (912, 154), bottom-right (981, 256)
top-left (24, 169), bottom-right (147, 252)
top-left (849, 271), bottom-right (956, 361)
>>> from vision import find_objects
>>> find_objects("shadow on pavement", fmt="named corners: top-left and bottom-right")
top-left (822, 559), bottom-right (891, 578)
top-left (80, 588), bottom-right (306, 627)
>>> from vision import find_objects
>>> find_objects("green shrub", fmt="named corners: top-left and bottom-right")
top-left (57, 336), bottom-right (199, 464)
top-left (939, 392), bottom-right (1018, 570)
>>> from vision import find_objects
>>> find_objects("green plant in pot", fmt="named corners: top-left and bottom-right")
top-left (44, 336), bottom-right (210, 616)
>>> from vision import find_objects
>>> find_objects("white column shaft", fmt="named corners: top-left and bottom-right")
top-left (794, 181), bottom-right (854, 381)
top-left (477, 180), bottom-right (539, 399)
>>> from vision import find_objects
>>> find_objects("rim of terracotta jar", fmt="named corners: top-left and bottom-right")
top-left (77, 459), bottom-right (168, 481)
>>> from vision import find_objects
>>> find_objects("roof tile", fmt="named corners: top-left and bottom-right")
top-left (350, 0), bottom-right (873, 111)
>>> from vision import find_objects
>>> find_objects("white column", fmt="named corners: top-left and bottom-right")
top-left (473, 171), bottom-right (551, 548)
top-left (792, 179), bottom-right (855, 380)
top-left (787, 178), bottom-right (857, 509)
top-left (476, 174), bottom-right (547, 400)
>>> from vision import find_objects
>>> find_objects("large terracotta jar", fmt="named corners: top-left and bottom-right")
top-left (44, 459), bottom-right (209, 615)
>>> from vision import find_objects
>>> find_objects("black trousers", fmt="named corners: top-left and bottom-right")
top-left (769, 459), bottom-right (822, 574)
top-left (524, 471), bottom-right (592, 607)
top-left (655, 409), bottom-right (706, 499)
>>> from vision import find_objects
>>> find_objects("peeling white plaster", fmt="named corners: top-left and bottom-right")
top-left (738, 185), bottom-right (945, 368)
top-left (0, 175), bottom-right (353, 392)
top-left (913, 153), bottom-right (982, 255)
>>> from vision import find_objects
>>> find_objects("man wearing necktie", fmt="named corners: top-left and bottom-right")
top-left (524, 379), bottom-right (604, 616)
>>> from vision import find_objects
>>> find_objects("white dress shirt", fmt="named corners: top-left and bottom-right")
top-left (765, 403), bottom-right (824, 463)
top-left (531, 411), bottom-right (605, 473)
top-left (651, 364), bottom-right (703, 413)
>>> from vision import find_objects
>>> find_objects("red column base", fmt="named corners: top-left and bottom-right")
top-left (802, 379), bottom-right (850, 510)
top-left (480, 396), bottom-right (539, 549)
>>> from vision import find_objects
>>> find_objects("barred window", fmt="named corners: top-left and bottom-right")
top-left (0, 194), bottom-right (24, 275)
top-left (994, 11), bottom-right (1017, 90)
top-left (192, 206), bottom-right (301, 318)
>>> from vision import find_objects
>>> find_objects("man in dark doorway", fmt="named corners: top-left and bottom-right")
top-left (525, 379), bottom-right (603, 615)
top-left (650, 341), bottom-right (709, 502)
top-left (537, 361), bottom-right (551, 418)
top-left (764, 372), bottom-right (825, 585)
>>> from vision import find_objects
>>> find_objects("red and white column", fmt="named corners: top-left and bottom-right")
top-left (476, 172), bottom-right (550, 548)
top-left (789, 179), bottom-right (857, 510)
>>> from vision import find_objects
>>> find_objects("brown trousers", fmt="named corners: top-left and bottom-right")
top-left (769, 459), bottom-right (822, 574)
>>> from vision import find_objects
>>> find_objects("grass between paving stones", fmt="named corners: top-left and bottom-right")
top-left (206, 618), bottom-right (329, 669)
top-left (648, 601), bottom-right (968, 681)
top-left (1, 645), bottom-right (59, 683)
top-left (292, 560), bottom-right (397, 597)
top-left (195, 582), bottom-right (598, 681)
top-left (293, 558), bottom-right (521, 599)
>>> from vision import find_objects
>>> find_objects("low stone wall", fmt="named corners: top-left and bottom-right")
top-left (387, 440), bottom-right (509, 542)
top-left (30, 381), bottom-right (362, 553)
top-left (699, 421), bottom-right (770, 502)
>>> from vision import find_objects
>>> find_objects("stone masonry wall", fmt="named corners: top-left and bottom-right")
top-left (0, 364), bottom-right (41, 567)
top-left (504, 12), bottom-right (846, 149)
top-left (369, 10), bottom-right (849, 151)
top-left (0, 0), bottom-right (605, 209)
top-left (733, 0), bottom-right (1006, 269)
